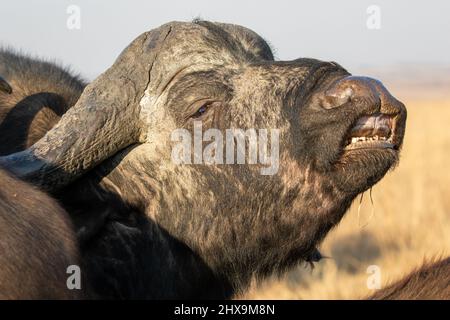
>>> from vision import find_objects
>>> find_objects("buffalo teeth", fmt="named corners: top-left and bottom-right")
top-left (348, 135), bottom-right (389, 145)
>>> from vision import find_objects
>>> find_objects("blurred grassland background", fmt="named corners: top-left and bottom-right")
top-left (243, 67), bottom-right (450, 299)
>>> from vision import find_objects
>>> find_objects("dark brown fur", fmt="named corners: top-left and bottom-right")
top-left (0, 49), bottom-right (85, 155)
top-left (0, 169), bottom-right (83, 299)
top-left (368, 257), bottom-right (450, 300)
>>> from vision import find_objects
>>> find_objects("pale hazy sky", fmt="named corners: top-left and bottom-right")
top-left (1, 0), bottom-right (449, 79)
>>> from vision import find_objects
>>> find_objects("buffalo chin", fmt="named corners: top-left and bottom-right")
top-left (334, 148), bottom-right (399, 194)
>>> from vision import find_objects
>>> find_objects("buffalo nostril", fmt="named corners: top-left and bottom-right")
top-left (319, 76), bottom-right (382, 110)
top-left (321, 86), bottom-right (353, 109)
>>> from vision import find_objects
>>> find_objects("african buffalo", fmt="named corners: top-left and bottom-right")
top-left (0, 168), bottom-right (82, 299)
top-left (0, 52), bottom-right (85, 155)
top-left (368, 257), bottom-right (450, 300)
top-left (0, 20), bottom-right (407, 299)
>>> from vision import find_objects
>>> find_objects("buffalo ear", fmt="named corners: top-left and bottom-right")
top-left (0, 24), bottom-right (174, 190)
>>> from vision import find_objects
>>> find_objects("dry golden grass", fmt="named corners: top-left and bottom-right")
top-left (243, 90), bottom-right (450, 299)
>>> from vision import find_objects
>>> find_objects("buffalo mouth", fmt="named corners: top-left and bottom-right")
top-left (343, 113), bottom-right (399, 151)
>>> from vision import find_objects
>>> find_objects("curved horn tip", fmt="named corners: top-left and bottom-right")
top-left (0, 76), bottom-right (12, 94)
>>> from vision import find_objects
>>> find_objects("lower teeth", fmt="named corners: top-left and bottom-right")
top-left (347, 136), bottom-right (390, 145)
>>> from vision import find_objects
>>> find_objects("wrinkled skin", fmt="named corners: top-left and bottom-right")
top-left (0, 21), bottom-right (406, 298)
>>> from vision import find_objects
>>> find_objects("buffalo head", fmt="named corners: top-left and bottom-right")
top-left (0, 21), bottom-right (406, 290)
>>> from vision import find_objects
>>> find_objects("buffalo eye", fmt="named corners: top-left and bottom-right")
top-left (191, 101), bottom-right (215, 118)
